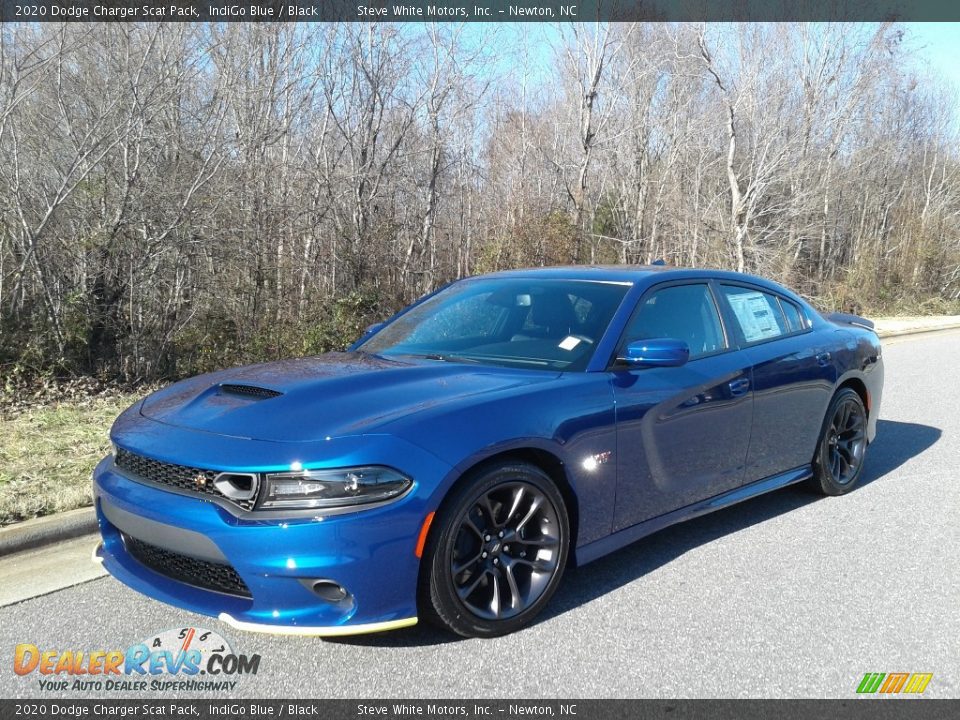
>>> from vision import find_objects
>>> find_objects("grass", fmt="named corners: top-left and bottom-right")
top-left (0, 393), bottom-right (139, 526)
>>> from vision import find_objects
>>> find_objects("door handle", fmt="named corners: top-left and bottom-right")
top-left (816, 351), bottom-right (832, 367)
top-left (728, 377), bottom-right (750, 396)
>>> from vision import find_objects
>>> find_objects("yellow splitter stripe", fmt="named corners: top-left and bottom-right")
top-left (218, 613), bottom-right (417, 637)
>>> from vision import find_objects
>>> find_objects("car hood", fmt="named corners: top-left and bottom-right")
top-left (139, 352), bottom-right (559, 443)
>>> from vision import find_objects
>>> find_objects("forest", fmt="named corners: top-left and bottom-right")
top-left (1, 22), bottom-right (958, 385)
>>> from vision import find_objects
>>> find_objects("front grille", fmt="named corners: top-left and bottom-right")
top-left (114, 448), bottom-right (258, 511)
top-left (219, 383), bottom-right (282, 399)
top-left (123, 533), bottom-right (252, 598)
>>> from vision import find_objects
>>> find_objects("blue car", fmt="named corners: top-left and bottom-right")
top-left (93, 266), bottom-right (883, 637)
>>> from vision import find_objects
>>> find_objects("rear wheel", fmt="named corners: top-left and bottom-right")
top-left (810, 387), bottom-right (868, 495)
top-left (420, 461), bottom-right (569, 637)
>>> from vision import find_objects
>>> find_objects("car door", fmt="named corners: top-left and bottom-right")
top-left (611, 281), bottom-right (754, 531)
top-left (715, 283), bottom-right (837, 482)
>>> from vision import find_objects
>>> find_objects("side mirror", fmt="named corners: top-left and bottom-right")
top-left (617, 338), bottom-right (690, 368)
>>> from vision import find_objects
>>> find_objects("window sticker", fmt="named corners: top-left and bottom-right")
top-left (727, 291), bottom-right (781, 342)
top-left (558, 336), bottom-right (582, 351)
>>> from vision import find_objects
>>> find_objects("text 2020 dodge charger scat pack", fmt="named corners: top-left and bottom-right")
top-left (93, 266), bottom-right (883, 637)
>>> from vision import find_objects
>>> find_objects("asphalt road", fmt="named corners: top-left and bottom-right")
top-left (2, 331), bottom-right (958, 699)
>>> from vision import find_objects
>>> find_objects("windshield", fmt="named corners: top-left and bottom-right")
top-left (360, 278), bottom-right (631, 371)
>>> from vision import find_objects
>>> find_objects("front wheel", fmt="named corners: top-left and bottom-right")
top-left (810, 387), bottom-right (868, 495)
top-left (420, 462), bottom-right (569, 637)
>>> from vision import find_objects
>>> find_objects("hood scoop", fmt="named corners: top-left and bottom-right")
top-left (218, 383), bottom-right (283, 400)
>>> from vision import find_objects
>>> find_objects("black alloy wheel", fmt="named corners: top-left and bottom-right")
top-left (810, 387), bottom-right (868, 495)
top-left (420, 461), bottom-right (569, 637)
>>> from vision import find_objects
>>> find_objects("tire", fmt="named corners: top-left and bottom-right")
top-left (419, 461), bottom-right (570, 638)
top-left (809, 387), bottom-right (869, 496)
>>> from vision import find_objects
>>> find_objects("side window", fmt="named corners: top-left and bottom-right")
top-left (620, 283), bottom-right (726, 360)
top-left (720, 285), bottom-right (788, 343)
top-left (778, 298), bottom-right (806, 333)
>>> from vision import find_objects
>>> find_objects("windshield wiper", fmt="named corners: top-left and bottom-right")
top-left (354, 349), bottom-right (390, 361)
top-left (402, 353), bottom-right (483, 364)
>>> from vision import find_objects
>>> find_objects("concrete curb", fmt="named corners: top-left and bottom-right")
top-left (1, 316), bottom-right (958, 556)
top-left (874, 321), bottom-right (960, 338)
top-left (0, 507), bottom-right (98, 557)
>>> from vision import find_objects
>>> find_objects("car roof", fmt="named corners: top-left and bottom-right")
top-left (480, 265), bottom-right (796, 295)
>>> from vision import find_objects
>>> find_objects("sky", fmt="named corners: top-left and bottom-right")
top-left (904, 23), bottom-right (960, 92)
top-left (482, 22), bottom-right (960, 90)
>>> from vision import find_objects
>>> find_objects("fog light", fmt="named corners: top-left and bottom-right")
top-left (303, 579), bottom-right (349, 603)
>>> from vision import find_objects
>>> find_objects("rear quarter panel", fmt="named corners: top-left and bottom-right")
top-left (830, 325), bottom-right (883, 442)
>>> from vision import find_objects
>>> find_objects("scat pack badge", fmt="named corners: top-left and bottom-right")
top-left (13, 627), bottom-right (260, 693)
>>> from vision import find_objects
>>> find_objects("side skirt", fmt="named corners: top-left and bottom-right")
top-left (573, 465), bottom-right (813, 566)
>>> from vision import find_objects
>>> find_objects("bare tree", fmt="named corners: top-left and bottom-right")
top-left (1, 21), bottom-right (957, 385)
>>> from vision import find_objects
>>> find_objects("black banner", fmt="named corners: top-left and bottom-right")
top-left (2, 700), bottom-right (960, 720)
top-left (4, 0), bottom-right (960, 22)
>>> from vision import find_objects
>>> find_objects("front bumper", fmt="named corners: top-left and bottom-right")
top-left (92, 432), bottom-right (451, 635)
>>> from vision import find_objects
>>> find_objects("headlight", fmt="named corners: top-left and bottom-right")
top-left (259, 466), bottom-right (412, 510)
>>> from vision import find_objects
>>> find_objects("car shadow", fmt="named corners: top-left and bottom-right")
top-left (329, 419), bottom-right (939, 647)
top-left (857, 419), bottom-right (941, 487)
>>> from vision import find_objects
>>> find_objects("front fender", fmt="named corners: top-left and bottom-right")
top-left (391, 374), bottom-right (618, 549)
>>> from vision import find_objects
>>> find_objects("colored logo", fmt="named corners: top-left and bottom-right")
top-left (13, 627), bottom-right (260, 693)
top-left (856, 673), bottom-right (933, 695)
